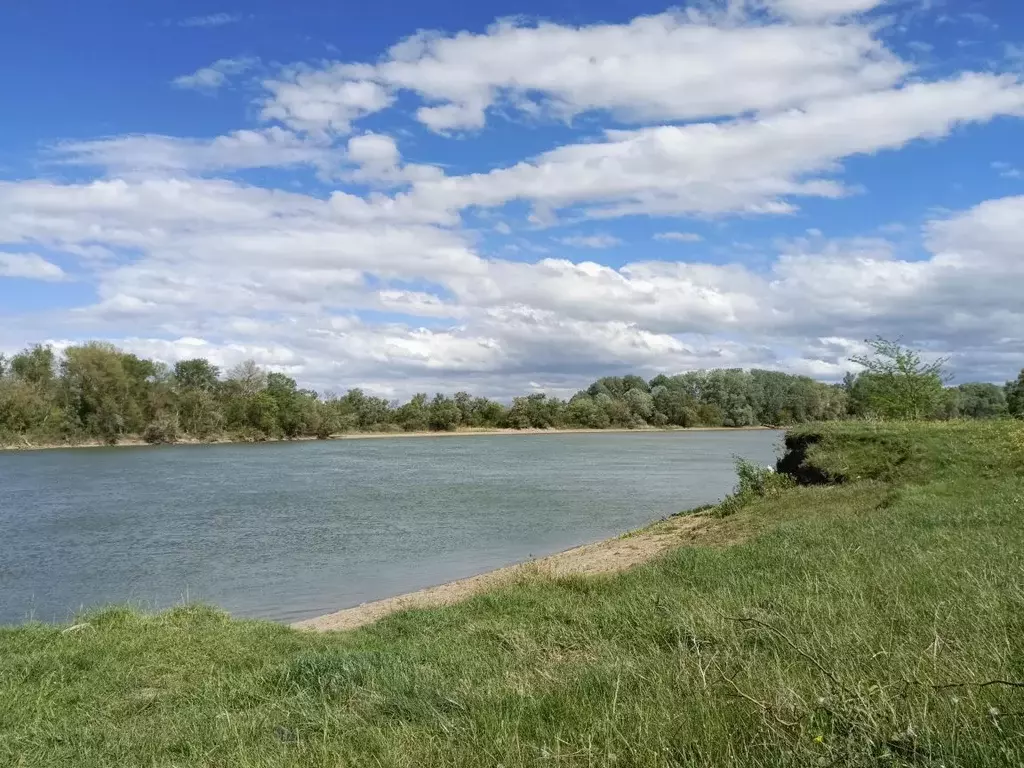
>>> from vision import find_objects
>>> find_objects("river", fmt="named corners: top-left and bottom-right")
top-left (0, 430), bottom-right (780, 625)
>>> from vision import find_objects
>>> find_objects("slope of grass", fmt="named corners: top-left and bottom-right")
top-left (2, 421), bottom-right (1023, 767)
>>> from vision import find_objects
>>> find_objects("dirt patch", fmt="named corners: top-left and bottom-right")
top-left (293, 513), bottom-right (715, 632)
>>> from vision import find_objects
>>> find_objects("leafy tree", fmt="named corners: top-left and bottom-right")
top-left (0, 378), bottom-right (59, 435)
top-left (266, 373), bottom-right (307, 437)
top-left (594, 392), bottom-right (630, 427)
top-left (60, 343), bottom-right (151, 442)
top-left (567, 394), bottom-right (611, 429)
top-left (174, 359), bottom-right (220, 392)
top-left (703, 370), bottom-right (756, 427)
top-left (396, 393), bottom-right (430, 432)
top-left (428, 394), bottom-right (461, 431)
top-left (6, 334), bottom-right (1021, 447)
top-left (10, 345), bottom-right (56, 388)
top-left (507, 394), bottom-right (566, 429)
top-left (848, 338), bottom-right (949, 420)
top-left (1006, 370), bottom-right (1024, 419)
top-left (623, 388), bottom-right (655, 424)
top-left (245, 391), bottom-right (280, 437)
top-left (651, 385), bottom-right (698, 427)
top-left (953, 383), bottom-right (1007, 419)
top-left (469, 396), bottom-right (506, 427)
top-left (177, 389), bottom-right (223, 437)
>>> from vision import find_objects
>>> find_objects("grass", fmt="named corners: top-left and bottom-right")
top-left (2, 420), bottom-right (1023, 766)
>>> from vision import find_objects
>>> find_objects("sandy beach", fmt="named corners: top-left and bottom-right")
top-left (293, 510), bottom-right (722, 632)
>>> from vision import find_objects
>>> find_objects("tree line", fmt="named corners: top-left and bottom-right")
top-left (1, 339), bottom-right (1022, 446)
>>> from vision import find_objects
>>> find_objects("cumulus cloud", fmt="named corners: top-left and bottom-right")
top-left (6, 7), bottom-right (1024, 394)
top-left (405, 74), bottom-right (1024, 220)
top-left (2, 167), bottom-right (1022, 390)
top-left (173, 57), bottom-right (257, 92)
top-left (261, 10), bottom-right (905, 133)
top-left (344, 133), bottom-right (443, 184)
top-left (0, 252), bottom-right (67, 282)
top-left (261, 71), bottom-right (393, 134)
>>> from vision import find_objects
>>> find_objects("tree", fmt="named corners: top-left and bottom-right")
top-left (177, 388), bottom-right (223, 437)
top-left (246, 391), bottom-right (280, 437)
top-left (1007, 370), bottom-right (1024, 419)
top-left (702, 369), bottom-right (755, 427)
top-left (10, 345), bottom-right (56, 388)
top-left (567, 394), bottom-right (611, 429)
top-left (396, 393), bottom-right (430, 432)
top-left (506, 394), bottom-right (566, 429)
top-left (428, 393), bottom-right (461, 431)
top-left (226, 360), bottom-right (267, 397)
top-left (174, 359), bottom-right (220, 392)
top-left (622, 388), bottom-right (655, 424)
top-left (651, 385), bottom-right (698, 427)
top-left (954, 383), bottom-right (1008, 419)
top-left (848, 338), bottom-right (948, 420)
top-left (60, 343), bottom-right (152, 442)
top-left (266, 373), bottom-right (305, 437)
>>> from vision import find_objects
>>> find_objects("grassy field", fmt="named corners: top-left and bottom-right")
top-left (2, 421), bottom-right (1023, 767)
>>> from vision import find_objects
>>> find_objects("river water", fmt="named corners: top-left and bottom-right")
top-left (0, 430), bottom-right (780, 625)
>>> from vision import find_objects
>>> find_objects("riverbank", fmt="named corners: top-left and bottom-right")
top-left (2, 420), bottom-right (1021, 766)
top-left (294, 510), bottom-right (724, 632)
top-left (0, 424), bottom-right (773, 452)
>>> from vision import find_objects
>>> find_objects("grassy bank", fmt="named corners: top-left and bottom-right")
top-left (2, 421), bottom-right (1023, 766)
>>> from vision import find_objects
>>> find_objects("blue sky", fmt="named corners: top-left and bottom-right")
top-left (1, 0), bottom-right (1023, 396)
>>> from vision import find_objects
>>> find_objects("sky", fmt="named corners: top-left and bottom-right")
top-left (1, 0), bottom-right (1023, 398)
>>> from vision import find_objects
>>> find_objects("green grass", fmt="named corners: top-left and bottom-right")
top-left (2, 421), bottom-right (1023, 766)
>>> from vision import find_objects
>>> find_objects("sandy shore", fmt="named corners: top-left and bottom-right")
top-left (1, 425), bottom-right (772, 452)
top-left (293, 511), bottom-right (720, 632)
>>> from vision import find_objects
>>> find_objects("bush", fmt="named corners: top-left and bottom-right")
top-left (715, 457), bottom-right (795, 517)
top-left (142, 415), bottom-right (179, 445)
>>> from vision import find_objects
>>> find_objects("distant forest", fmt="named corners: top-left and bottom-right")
top-left (1, 342), bottom-right (1022, 446)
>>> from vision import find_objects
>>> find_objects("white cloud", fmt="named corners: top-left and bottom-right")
top-left (7, 9), bottom-right (1024, 393)
top-left (2, 173), bottom-right (1023, 389)
top-left (261, 10), bottom-right (906, 133)
top-left (654, 232), bottom-right (703, 243)
top-left (179, 13), bottom-right (241, 28)
top-left (261, 71), bottom-right (393, 134)
top-left (766, 0), bottom-right (886, 22)
top-left (173, 57), bottom-right (256, 92)
top-left (407, 74), bottom-right (1024, 220)
top-left (52, 128), bottom-right (340, 175)
top-left (557, 234), bottom-right (623, 249)
top-left (344, 133), bottom-right (443, 184)
top-left (0, 252), bottom-right (67, 281)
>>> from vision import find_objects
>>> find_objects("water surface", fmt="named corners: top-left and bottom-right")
top-left (0, 431), bottom-right (780, 625)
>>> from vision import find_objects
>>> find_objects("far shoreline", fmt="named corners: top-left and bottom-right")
top-left (0, 425), bottom-right (776, 453)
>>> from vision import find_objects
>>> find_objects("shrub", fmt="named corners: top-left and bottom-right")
top-left (142, 414), bottom-right (179, 444)
top-left (715, 457), bottom-right (795, 517)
